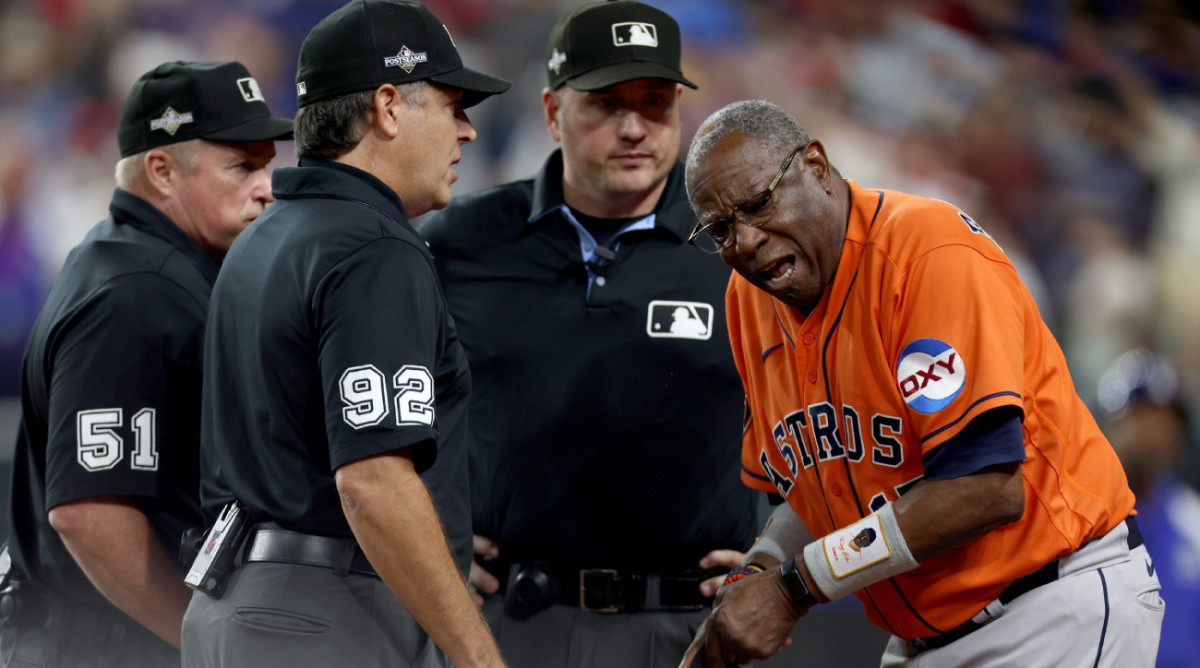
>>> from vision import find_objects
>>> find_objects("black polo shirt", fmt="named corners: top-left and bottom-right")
top-left (8, 188), bottom-right (209, 608)
top-left (420, 151), bottom-right (756, 571)
top-left (200, 159), bottom-right (472, 573)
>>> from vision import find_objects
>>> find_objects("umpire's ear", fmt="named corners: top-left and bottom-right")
top-left (369, 83), bottom-right (405, 141)
top-left (143, 147), bottom-right (184, 198)
top-left (542, 87), bottom-right (564, 143)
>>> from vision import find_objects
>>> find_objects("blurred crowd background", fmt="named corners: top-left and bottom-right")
top-left (1, 1), bottom-right (1199, 664)
top-left (1, 0), bottom-right (1199, 480)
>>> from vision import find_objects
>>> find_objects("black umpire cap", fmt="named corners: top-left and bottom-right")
top-left (295, 0), bottom-right (512, 109)
top-left (546, 0), bottom-right (697, 91)
top-left (118, 61), bottom-right (294, 158)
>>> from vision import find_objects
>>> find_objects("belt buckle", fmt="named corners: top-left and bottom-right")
top-left (579, 569), bottom-right (621, 613)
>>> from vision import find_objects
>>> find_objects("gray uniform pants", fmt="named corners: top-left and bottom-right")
top-left (182, 562), bottom-right (448, 668)
top-left (0, 593), bottom-right (178, 668)
top-left (880, 518), bottom-right (1164, 667)
top-left (482, 596), bottom-right (708, 668)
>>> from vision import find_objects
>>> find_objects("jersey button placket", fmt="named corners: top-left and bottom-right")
top-left (802, 329), bottom-right (818, 384)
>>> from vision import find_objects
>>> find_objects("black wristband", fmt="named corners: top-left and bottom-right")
top-left (780, 556), bottom-right (819, 609)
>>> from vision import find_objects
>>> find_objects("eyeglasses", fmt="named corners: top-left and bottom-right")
top-left (688, 143), bottom-right (807, 255)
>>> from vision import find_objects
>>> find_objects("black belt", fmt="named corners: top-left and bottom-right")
top-left (503, 562), bottom-right (712, 614)
top-left (912, 516), bottom-right (1143, 651)
top-left (577, 569), bottom-right (708, 612)
top-left (242, 527), bottom-right (378, 578)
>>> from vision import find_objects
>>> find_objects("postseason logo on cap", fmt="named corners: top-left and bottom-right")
top-left (295, 0), bottom-right (509, 109)
top-left (383, 45), bottom-right (429, 74)
top-left (548, 48), bottom-right (567, 76)
top-left (149, 107), bottom-right (195, 136)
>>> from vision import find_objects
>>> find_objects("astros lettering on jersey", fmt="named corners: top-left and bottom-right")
top-left (728, 180), bottom-right (1135, 639)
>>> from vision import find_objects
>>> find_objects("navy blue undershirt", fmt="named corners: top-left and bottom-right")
top-left (923, 406), bottom-right (1026, 480)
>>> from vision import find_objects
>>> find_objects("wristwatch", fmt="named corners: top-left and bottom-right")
top-left (780, 556), bottom-right (819, 609)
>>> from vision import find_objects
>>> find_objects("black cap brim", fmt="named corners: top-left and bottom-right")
top-left (203, 115), bottom-right (295, 142)
top-left (428, 66), bottom-right (513, 108)
top-left (566, 62), bottom-right (697, 92)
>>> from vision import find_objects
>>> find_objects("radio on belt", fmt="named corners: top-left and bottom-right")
top-left (184, 502), bottom-right (251, 598)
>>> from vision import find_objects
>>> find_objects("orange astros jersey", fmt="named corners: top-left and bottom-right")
top-left (728, 180), bottom-right (1135, 639)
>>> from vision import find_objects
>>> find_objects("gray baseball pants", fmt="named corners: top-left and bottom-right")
top-left (182, 562), bottom-right (448, 668)
top-left (880, 519), bottom-right (1164, 667)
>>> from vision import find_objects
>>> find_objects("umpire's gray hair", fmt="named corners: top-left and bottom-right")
top-left (114, 139), bottom-right (204, 190)
top-left (295, 81), bottom-right (429, 161)
top-left (685, 100), bottom-right (809, 200)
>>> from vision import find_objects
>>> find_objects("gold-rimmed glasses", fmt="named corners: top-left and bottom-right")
top-left (688, 142), bottom-right (807, 255)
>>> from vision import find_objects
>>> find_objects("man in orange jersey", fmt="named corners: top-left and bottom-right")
top-left (678, 99), bottom-right (1164, 667)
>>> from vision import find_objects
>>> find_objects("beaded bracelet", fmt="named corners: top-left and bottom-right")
top-left (721, 563), bottom-right (766, 586)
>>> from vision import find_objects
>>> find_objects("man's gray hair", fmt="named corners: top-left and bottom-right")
top-left (685, 100), bottom-right (809, 198)
top-left (114, 139), bottom-right (204, 190)
top-left (295, 81), bottom-right (429, 161)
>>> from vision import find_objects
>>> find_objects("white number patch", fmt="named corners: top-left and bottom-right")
top-left (77, 408), bottom-right (123, 471)
top-left (340, 365), bottom-right (390, 428)
top-left (76, 407), bottom-right (159, 472)
top-left (339, 364), bottom-right (437, 429)
top-left (131, 408), bottom-right (158, 470)
top-left (394, 366), bottom-right (435, 426)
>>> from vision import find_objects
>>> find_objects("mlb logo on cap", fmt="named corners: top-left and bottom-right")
top-left (613, 22), bottom-right (657, 47)
top-left (237, 78), bottom-right (266, 103)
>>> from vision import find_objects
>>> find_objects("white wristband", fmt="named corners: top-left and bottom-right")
top-left (802, 503), bottom-right (918, 602)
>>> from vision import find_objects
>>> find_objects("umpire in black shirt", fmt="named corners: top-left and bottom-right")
top-left (2, 61), bottom-right (291, 667)
top-left (182, 2), bottom-right (510, 667)
top-left (420, 2), bottom-right (758, 666)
